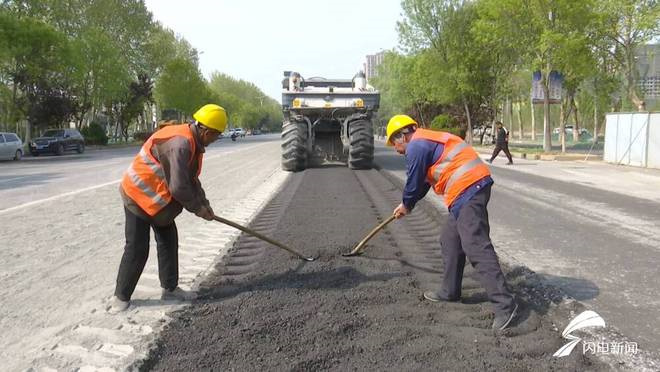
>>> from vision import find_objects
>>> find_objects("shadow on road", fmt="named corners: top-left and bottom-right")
top-left (129, 265), bottom-right (403, 310)
top-left (537, 273), bottom-right (601, 301)
top-left (199, 265), bottom-right (403, 303)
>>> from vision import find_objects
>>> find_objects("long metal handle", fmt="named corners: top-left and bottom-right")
top-left (212, 215), bottom-right (315, 261)
top-left (344, 214), bottom-right (396, 256)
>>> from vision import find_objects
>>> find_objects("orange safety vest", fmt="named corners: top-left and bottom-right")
top-left (121, 124), bottom-right (203, 216)
top-left (411, 129), bottom-right (490, 208)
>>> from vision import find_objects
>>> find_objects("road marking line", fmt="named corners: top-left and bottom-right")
top-left (98, 343), bottom-right (134, 357)
top-left (0, 179), bottom-right (122, 215)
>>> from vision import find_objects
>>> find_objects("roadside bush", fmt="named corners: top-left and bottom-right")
top-left (81, 122), bottom-right (109, 145)
top-left (430, 114), bottom-right (465, 138)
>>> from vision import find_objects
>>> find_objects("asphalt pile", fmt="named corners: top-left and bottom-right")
top-left (142, 167), bottom-right (604, 371)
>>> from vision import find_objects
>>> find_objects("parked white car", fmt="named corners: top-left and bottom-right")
top-left (553, 125), bottom-right (591, 137)
top-left (233, 128), bottom-right (246, 137)
top-left (0, 132), bottom-right (23, 160)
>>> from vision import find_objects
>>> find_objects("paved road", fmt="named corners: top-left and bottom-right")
top-left (0, 134), bottom-right (289, 371)
top-left (0, 135), bottom-right (279, 212)
top-left (2, 134), bottom-right (658, 369)
top-left (374, 141), bottom-right (660, 359)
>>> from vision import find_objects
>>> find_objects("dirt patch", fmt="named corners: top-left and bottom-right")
top-left (141, 168), bottom-right (605, 371)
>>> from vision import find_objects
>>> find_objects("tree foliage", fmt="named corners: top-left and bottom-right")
top-left (374, 0), bottom-right (659, 151)
top-left (208, 72), bottom-right (283, 132)
top-left (0, 0), bottom-right (278, 143)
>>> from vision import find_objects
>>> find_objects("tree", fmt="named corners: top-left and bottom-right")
top-left (154, 57), bottom-right (209, 118)
top-left (109, 73), bottom-right (153, 141)
top-left (597, 0), bottom-right (660, 111)
top-left (398, 0), bottom-right (494, 142)
top-left (478, 0), bottom-right (598, 152)
top-left (0, 12), bottom-right (74, 141)
top-left (208, 72), bottom-right (282, 131)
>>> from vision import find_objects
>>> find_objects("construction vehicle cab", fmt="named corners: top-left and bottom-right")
top-left (280, 70), bottom-right (380, 171)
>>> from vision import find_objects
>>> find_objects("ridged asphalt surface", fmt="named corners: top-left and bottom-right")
top-left (143, 166), bottom-right (605, 371)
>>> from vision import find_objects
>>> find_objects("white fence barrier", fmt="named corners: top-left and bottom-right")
top-left (604, 112), bottom-right (660, 169)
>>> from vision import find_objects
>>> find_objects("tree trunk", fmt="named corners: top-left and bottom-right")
top-left (415, 102), bottom-right (426, 128)
top-left (572, 96), bottom-right (579, 143)
top-left (500, 102), bottom-right (505, 123)
top-left (542, 75), bottom-right (552, 153)
top-left (530, 95), bottom-right (536, 141)
top-left (593, 104), bottom-right (599, 145)
top-left (26, 120), bottom-right (32, 145)
top-left (506, 97), bottom-right (513, 135)
top-left (625, 43), bottom-right (646, 111)
top-left (516, 100), bottom-right (523, 140)
top-left (492, 103), bottom-right (499, 144)
top-left (464, 101), bottom-right (473, 144)
top-left (11, 74), bottom-right (19, 137)
top-left (113, 119), bottom-right (119, 142)
top-left (560, 99), bottom-right (566, 153)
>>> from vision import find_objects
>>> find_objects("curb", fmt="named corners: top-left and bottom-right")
top-left (475, 147), bottom-right (602, 162)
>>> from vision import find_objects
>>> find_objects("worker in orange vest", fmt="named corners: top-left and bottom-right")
top-left (109, 104), bottom-right (227, 313)
top-left (386, 114), bottom-right (518, 330)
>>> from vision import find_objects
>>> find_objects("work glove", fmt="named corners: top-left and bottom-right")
top-left (196, 205), bottom-right (214, 221)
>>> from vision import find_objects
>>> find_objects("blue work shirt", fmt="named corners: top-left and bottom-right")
top-left (402, 138), bottom-right (493, 219)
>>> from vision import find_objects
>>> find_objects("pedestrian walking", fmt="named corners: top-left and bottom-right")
top-left (386, 114), bottom-right (518, 330)
top-left (488, 121), bottom-right (513, 164)
top-left (109, 104), bottom-right (227, 313)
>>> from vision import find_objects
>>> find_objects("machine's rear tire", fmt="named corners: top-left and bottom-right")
top-left (348, 120), bottom-right (374, 170)
top-left (281, 120), bottom-right (308, 172)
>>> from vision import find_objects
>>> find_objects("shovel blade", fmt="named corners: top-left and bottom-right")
top-left (341, 250), bottom-right (364, 257)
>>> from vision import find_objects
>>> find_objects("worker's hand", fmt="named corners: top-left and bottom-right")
top-left (196, 205), bottom-right (214, 221)
top-left (393, 203), bottom-right (409, 219)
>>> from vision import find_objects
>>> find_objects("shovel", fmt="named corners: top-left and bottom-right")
top-left (213, 215), bottom-right (316, 262)
top-left (342, 214), bottom-right (396, 257)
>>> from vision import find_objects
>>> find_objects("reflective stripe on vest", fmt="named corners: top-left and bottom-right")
top-left (125, 165), bottom-right (169, 208)
top-left (410, 128), bottom-right (491, 208)
top-left (138, 148), bottom-right (166, 180)
top-left (443, 157), bottom-right (484, 193)
top-left (431, 141), bottom-right (468, 182)
top-left (121, 124), bottom-right (199, 216)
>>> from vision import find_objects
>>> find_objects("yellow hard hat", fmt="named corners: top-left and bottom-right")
top-left (193, 104), bottom-right (228, 132)
top-left (386, 114), bottom-right (417, 146)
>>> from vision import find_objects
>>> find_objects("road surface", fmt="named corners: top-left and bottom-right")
top-left (375, 141), bottom-right (660, 361)
top-left (2, 134), bottom-right (658, 370)
top-left (0, 134), bottom-right (288, 371)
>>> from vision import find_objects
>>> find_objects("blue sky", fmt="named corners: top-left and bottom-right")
top-left (145, 0), bottom-right (402, 102)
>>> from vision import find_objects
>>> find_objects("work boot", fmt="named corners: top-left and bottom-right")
top-left (492, 303), bottom-right (519, 330)
top-left (108, 296), bottom-right (130, 314)
top-left (161, 287), bottom-right (198, 301)
top-left (487, 159), bottom-right (493, 164)
top-left (423, 291), bottom-right (460, 303)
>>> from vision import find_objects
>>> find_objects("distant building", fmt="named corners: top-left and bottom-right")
top-left (636, 44), bottom-right (660, 102)
top-left (365, 51), bottom-right (385, 80)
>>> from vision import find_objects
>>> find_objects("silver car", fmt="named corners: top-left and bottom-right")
top-left (0, 132), bottom-right (24, 160)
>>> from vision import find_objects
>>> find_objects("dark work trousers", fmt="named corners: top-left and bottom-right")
top-left (114, 207), bottom-right (179, 301)
top-left (439, 184), bottom-right (515, 316)
top-left (490, 142), bottom-right (513, 163)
